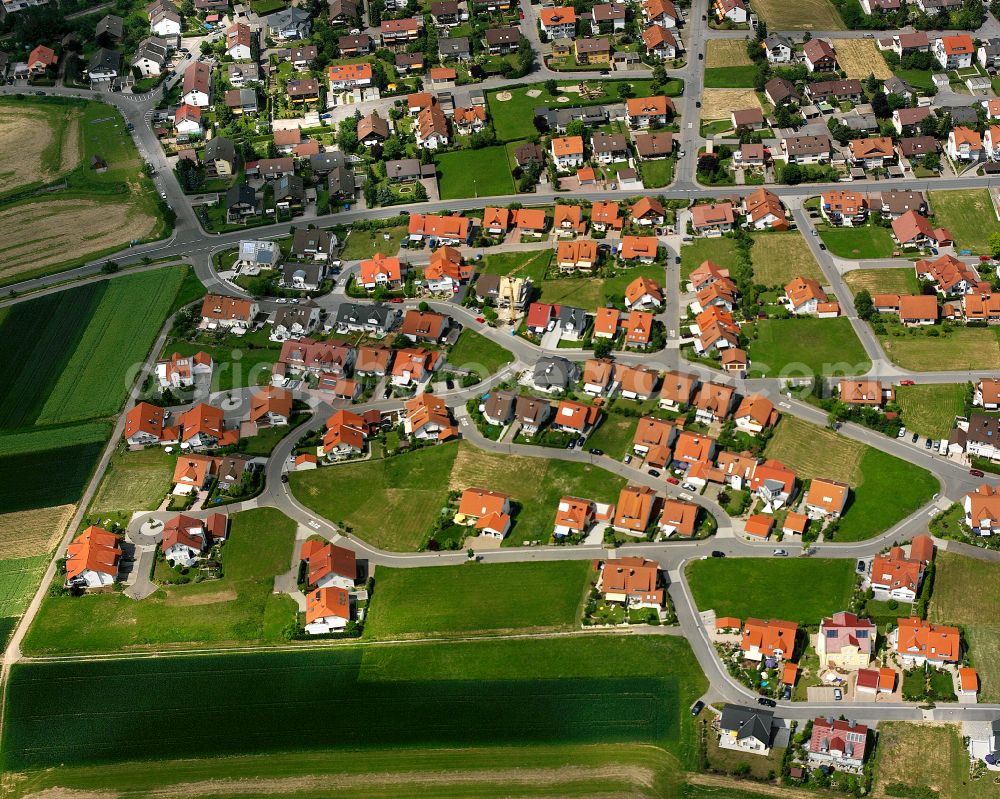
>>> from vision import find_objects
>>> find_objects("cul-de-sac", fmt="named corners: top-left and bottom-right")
top-left (1, 0), bottom-right (1000, 795)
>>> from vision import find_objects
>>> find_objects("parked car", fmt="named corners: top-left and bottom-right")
top-left (690, 700), bottom-right (705, 716)
top-left (681, 482), bottom-right (697, 491)
top-left (711, 550), bottom-right (726, 558)
top-left (833, 688), bottom-right (843, 701)
top-left (970, 468), bottom-right (985, 477)
top-left (389, 297), bottom-right (403, 303)
top-left (648, 469), bottom-right (660, 477)
top-left (757, 697), bottom-right (777, 707)
top-left (280, 474), bottom-right (289, 483)
top-left (897, 426), bottom-right (907, 438)
top-left (623, 454), bottom-right (632, 464)
top-left (589, 448), bottom-right (604, 456)
top-left (911, 432), bottom-right (919, 443)
top-left (900, 379), bottom-right (915, 386)
top-left (666, 476), bottom-right (679, 484)
top-left (772, 549), bottom-right (788, 557)
top-left (924, 438), bottom-right (934, 450)
top-left (857, 559), bottom-right (866, 572)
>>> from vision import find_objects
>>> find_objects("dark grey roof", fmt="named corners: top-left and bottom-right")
top-left (968, 413), bottom-right (1000, 446)
top-left (941, 105), bottom-right (977, 124)
top-left (204, 136), bottom-right (235, 165)
top-left (226, 183), bottom-right (256, 209)
top-left (327, 165), bottom-right (354, 197)
top-left (841, 114), bottom-right (877, 130)
top-left (514, 393), bottom-right (553, 423)
top-left (764, 77), bottom-right (797, 103)
top-left (336, 302), bottom-right (396, 329)
top-left (88, 48), bottom-right (122, 74)
top-left (282, 262), bottom-right (325, 284)
top-left (719, 705), bottom-right (773, 745)
top-left (310, 151), bottom-right (346, 172)
top-left (96, 14), bottom-right (124, 40)
top-left (274, 174), bottom-right (305, 201)
top-left (134, 36), bottom-right (170, 65)
top-left (266, 6), bottom-right (311, 34)
top-left (274, 302), bottom-right (319, 330)
top-left (483, 390), bottom-right (516, 423)
top-left (439, 36), bottom-right (470, 56)
top-left (476, 273), bottom-right (501, 297)
top-left (532, 356), bottom-right (580, 389)
top-left (764, 34), bottom-right (792, 49)
top-left (558, 305), bottom-right (588, 334)
top-left (291, 228), bottom-right (333, 256)
top-left (883, 76), bottom-right (912, 95)
top-left (385, 158), bottom-right (422, 180)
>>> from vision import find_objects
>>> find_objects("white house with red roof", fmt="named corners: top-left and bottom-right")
top-left (808, 718), bottom-right (869, 770)
top-left (300, 540), bottom-right (357, 590)
top-left (65, 526), bottom-right (121, 588)
top-left (162, 513), bottom-right (227, 567)
top-left (305, 586), bottom-right (352, 634)
top-left (155, 351), bottom-right (213, 389)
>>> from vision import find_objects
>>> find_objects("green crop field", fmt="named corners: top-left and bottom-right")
top-left (879, 327), bottom-right (1000, 372)
top-left (2, 634), bottom-right (707, 772)
top-left (447, 329), bottom-right (514, 375)
top-left (4, 743), bottom-right (687, 799)
top-left (36, 268), bottom-right (184, 424)
top-left (703, 66), bottom-right (756, 88)
top-left (745, 318), bottom-right (871, 377)
top-left (686, 558), bottom-right (856, 624)
top-left (0, 421), bottom-right (111, 457)
top-left (22, 508), bottom-right (298, 656)
top-left (0, 435), bottom-right (107, 514)
top-left (0, 555), bottom-right (48, 620)
top-left (750, 232), bottom-right (824, 286)
top-left (290, 442), bottom-right (627, 550)
top-left (436, 146), bottom-right (515, 199)
top-left (365, 561), bottom-right (590, 639)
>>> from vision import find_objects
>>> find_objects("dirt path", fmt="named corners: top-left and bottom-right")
top-left (687, 773), bottom-right (817, 799)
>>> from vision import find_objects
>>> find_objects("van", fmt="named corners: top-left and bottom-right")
top-left (938, 439), bottom-right (949, 455)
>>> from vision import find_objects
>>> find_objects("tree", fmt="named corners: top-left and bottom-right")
top-left (565, 119), bottom-right (587, 138)
top-left (616, 82), bottom-right (635, 100)
top-left (544, 78), bottom-right (558, 95)
top-left (382, 137), bottom-right (405, 161)
top-left (854, 289), bottom-right (874, 320)
top-left (781, 162), bottom-right (803, 184)
top-left (337, 117), bottom-right (358, 152)
top-left (989, 232), bottom-right (1000, 258)
top-left (871, 91), bottom-right (890, 119)
top-left (864, 72), bottom-right (879, 96)
top-left (592, 337), bottom-right (612, 358)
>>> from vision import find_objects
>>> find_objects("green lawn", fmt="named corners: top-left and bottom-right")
top-left (928, 189), bottom-right (1000, 254)
top-left (365, 561), bottom-right (590, 639)
top-left (703, 66), bottom-right (756, 88)
top-left (90, 446), bottom-right (175, 515)
top-left (22, 508), bottom-right (298, 656)
top-left (680, 237), bottom-right (738, 282)
top-left (585, 412), bottom-right (637, 460)
top-left (339, 224), bottom-right (407, 260)
top-left (750, 231), bottom-right (824, 286)
top-left (639, 157), bottom-right (675, 188)
top-left (817, 223), bottom-right (896, 259)
top-left (448, 329), bottom-right (514, 375)
top-left (896, 383), bottom-right (966, 439)
top-left (745, 317), bottom-right (871, 377)
top-left (686, 558), bottom-right (856, 625)
top-left (487, 79), bottom-right (671, 141)
top-left (480, 248), bottom-right (552, 282)
top-left (436, 146), bottom-right (515, 200)
top-left (3, 635), bottom-right (708, 773)
top-left (892, 68), bottom-right (935, 93)
top-left (290, 442), bottom-right (626, 549)
top-left (540, 263), bottom-right (665, 309)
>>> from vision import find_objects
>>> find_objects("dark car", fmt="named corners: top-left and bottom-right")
top-left (648, 469), bottom-right (660, 477)
top-left (911, 432), bottom-right (919, 443)
top-left (695, 101), bottom-right (701, 108)
top-left (970, 468), bottom-right (985, 477)
top-left (690, 700), bottom-right (705, 716)
top-left (857, 559), bottom-right (865, 572)
top-left (757, 697), bottom-right (777, 707)
top-left (280, 474), bottom-right (289, 483)
top-left (698, 53), bottom-right (703, 59)
top-left (711, 550), bottom-right (726, 558)
top-left (819, 243), bottom-right (826, 250)
top-left (589, 448), bottom-right (604, 456)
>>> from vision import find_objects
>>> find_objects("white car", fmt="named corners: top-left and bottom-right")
top-left (897, 426), bottom-right (907, 438)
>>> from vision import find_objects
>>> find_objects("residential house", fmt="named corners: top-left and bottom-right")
top-left (631, 197), bottom-right (666, 227)
top-left (553, 204), bottom-right (586, 236)
top-left (453, 105), bottom-right (487, 135)
top-left (357, 111), bottom-right (389, 146)
top-left (622, 310), bottom-right (654, 349)
top-left (782, 133), bottom-right (834, 165)
top-left (265, 6), bottom-right (311, 39)
top-left (805, 478), bottom-right (850, 518)
top-left (975, 378), bottom-right (1000, 410)
top-left (624, 276), bottom-right (662, 310)
top-left (485, 26), bottom-right (521, 54)
top-left (803, 39), bottom-right (837, 72)
top-left (849, 136), bottom-right (895, 169)
top-left (132, 36), bottom-right (169, 77)
top-left (642, 0), bottom-right (679, 27)
top-left (65, 526), bottom-right (121, 588)
top-left (552, 399), bottom-right (600, 436)
top-left (694, 381), bottom-right (736, 424)
top-left (838, 379), bottom-right (895, 407)
top-left (482, 390), bottom-right (516, 427)
top-left (892, 617), bottom-right (961, 666)
top-left (743, 188), bottom-right (787, 230)
top-left (403, 393), bottom-right (457, 440)
top-left (575, 37), bottom-right (611, 65)
top-left (590, 132), bottom-right (628, 164)
top-left (642, 24), bottom-right (679, 59)
top-left (327, 62), bottom-right (372, 91)
top-left (456, 488), bottom-right (512, 539)
top-left (817, 611), bottom-right (876, 669)
top-left (530, 356), bottom-right (579, 394)
top-left (749, 459), bottom-right (797, 510)
top-left (400, 309), bottom-right (449, 343)
top-left (162, 513), bottom-right (227, 567)
top-left (556, 239), bottom-right (599, 272)
top-left (741, 618), bottom-right (798, 661)
top-left (155, 351), bottom-right (213, 389)
top-left (659, 371), bottom-right (697, 410)
top-left (821, 190), bottom-right (867, 226)
top-left (806, 79), bottom-right (863, 104)
top-left (659, 499), bottom-right (698, 538)
top-left (304, 587), bottom-right (352, 633)
top-left (408, 213), bottom-right (472, 245)
top-left (553, 496), bottom-right (602, 538)
top-left (947, 126), bottom-right (983, 162)
top-left (718, 705), bottom-right (773, 755)
top-left (633, 132), bottom-right (675, 160)
top-left (415, 102), bottom-right (449, 149)
top-left (272, 303), bottom-right (320, 340)
top-left (690, 202), bottom-right (736, 235)
top-left (915, 254), bottom-right (978, 296)
top-left (625, 96), bottom-right (673, 128)
top-left (300, 539), bottom-right (356, 590)
top-left (181, 61), bottom-right (211, 107)
top-left (765, 77), bottom-right (798, 106)
top-left (172, 454), bottom-right (218, 494)
top-left (808, 719), bottom-right (869, 770)
top-left (612, 486), bottom-right (658, 536)
top-left (600, 556), bottom-right (664, 607)
top-left (964, 483), bottom-right (1000, 535)
top-left (934, 34), bottom-right (974, 69)
top-left (225, 22), bottom-right (253, 59)
top-left (249, 386), bottom-right (292, 427)
top-left (335, 304), bottom-right (399, 337)
top-left (892, 106), bottom-right (931, 134)
top-left (551, 135), bottom-right (585, 170)
top-left (873, 189), bottom-right (927, 219)
top-left (764, 34), bottom-right (793, 63)
top-left (200, 294), bottom-right (259, 331)
top-left (618, 365), bottom-right (659, 400)
top-left (734, 395), bottom-right (778, 436)
top-left (785, 276), bottom-right (829, 315)
top-left (539, 6), bottom-right (577, 38)
top-left (871, 546), bottom-right (926, 602)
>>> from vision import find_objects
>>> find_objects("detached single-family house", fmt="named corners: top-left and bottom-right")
top-left (817, 611), bottom-right (876, 669)
top-left (65, 526), bottom-right (121, 588)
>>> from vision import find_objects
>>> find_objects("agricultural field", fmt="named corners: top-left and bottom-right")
top-left (447, 329), bottom-right (514, 375)
top-left (0, 101), bottom-right (80, 195)
top-left (817, 223), bottom-right (896, 259)
top-left (487, 80), bottom-right (668, 141)
top-left (929, 552), bottom-right (1000, 702)
top-left (436, 146), bottom-right (516, 199)
top-left (895, 383), bottom-right (966, 439)
top-left (2, 634), bottom-right (708, 772)
top-left (680, 236), bottom-right (738, 282)
top-left (700, 89), bottom-right (762, 120)
top-left (686, 558), bottom-right (856, 624)
top-left (751, 0), bottom-right (844, 30)
top-left (0, 267), bottom-right (186, 430)
top-left (339, 224), bottom-right (408, 260)
top-left (22, 508), bottom-right (298, 656)
top-left (90, 446), bottom-right (176, 515)
top-left (0, 505), bottom-right (76, 562)
top-left (928, 189), bottom-right (1000, 254)
top-left (764, 415), bottom-right (938, 540)
top-left (4, 743), bottom-right (687, 799)
top-left (364, 561), bottom-right (590, 639)
top-left (750, 232), bottom-right (824, 286)
top-left (0, 98), bottom-right (165, 285)
top-left (745, 317), bottom-right (871, 377)
top-left (879, 327), bottom-right (1000, 371)
top-left (873, 722), bottom-right (999, 799)
top-left (0, 555), bottom-right (49, 648)
top-left (0, 434), bottom-right (107, 515)
top-left (290, 441), bottom-right (627, 549)
top-left (705, 40), bottom-right (753, 68)
top-left (703, 67), bottom-right (756, 88)
top-left (842, 267), bottom-right (920, 296)
top-left (830, 39), bottom-right (893, 79)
